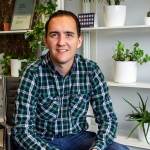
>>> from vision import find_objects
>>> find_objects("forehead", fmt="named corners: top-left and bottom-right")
top-left (48, 16), bottom-right (77, 32)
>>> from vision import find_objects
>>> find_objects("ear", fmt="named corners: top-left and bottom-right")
top-left (77, 36), bottom-right (83, 49)
top-left (44, 36), bottom-right (48, 48)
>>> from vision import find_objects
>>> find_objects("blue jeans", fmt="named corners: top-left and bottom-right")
top-left (17, 131), bottom-right (130, 150)
top-left (45, 131), bottom-right (130, 150)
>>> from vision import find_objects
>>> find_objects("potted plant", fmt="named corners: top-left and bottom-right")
top-left (81, 0), bottom-right (126, 27)
top-left (3, 17), bottom-right (11, 31)
top-left (123, 92), bottom-right (150, 145)
top-left (1, 52), bottom-right (25, 77)
top-left (144, 11), bottom-right (150, 25)
top-left (112, 41), bottom-right (150, 83)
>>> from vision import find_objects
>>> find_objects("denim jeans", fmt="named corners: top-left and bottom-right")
top-left (18, 131), bottom-right (130, 150)
top-left (45, 131), bottom-right (130, 150)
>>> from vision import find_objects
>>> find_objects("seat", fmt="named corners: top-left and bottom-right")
top-left (0, 76), bottom-right (20, 150)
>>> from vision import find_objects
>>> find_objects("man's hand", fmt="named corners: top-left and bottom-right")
top-left (92, 149), bottom-right (97, 150)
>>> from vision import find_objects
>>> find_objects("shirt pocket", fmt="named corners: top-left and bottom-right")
top-left (37, 96), bottom-right (60, 121)
top-left (70, 93), bottom-right (90, 118)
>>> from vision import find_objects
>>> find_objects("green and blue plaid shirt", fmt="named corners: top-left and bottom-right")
top-left (12, 52), bottom-right (118, 150)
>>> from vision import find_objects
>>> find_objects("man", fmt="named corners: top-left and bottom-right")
top-left (12, 10), bottom-right (130, 150)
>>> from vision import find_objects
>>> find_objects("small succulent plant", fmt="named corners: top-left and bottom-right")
top-left (147, 11), bottom-right (150, 17)
top-left (4, 17), bottom-right (11, 23)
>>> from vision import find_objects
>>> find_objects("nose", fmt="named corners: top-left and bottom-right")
top-left (57, 35), bottom-right (65, 47)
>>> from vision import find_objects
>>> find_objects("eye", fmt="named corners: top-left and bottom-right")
top-left (66, 33), bottom-right (73, 37)
top-left (50, 33), bottom-right (58, 37)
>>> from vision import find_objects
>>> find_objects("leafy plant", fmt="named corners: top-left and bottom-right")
top-left (4, 17), bottom-right (11, 23)
top-left (123, 92), bottom-right (150, 145)
top-left (21, 0), bottom-right (57, 76)
top-left (112, 41), bottom-right (150, 65)
top-left (1, 52), bottom-right (23, 76)
top-left (147, 11), bottom-right (150, 17)
top-left (24, 0), bottom-right (57, 64)
top-left (1, 0), bottom-right (57, 77)
top-left (81, 0), bottom-right (124, 5)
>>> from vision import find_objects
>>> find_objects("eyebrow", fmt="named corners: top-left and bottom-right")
top-left (49, 31), bottom-right (75, 35)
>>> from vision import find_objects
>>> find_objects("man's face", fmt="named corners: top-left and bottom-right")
top-left (44, 16), bottom-right (82, 67)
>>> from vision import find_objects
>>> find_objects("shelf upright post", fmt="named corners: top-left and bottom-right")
top-left (82, 1), bottom-right (97, 62)
top-left (82, 2), bottom-right (91, 60)
top-left (90, 1), bottom-right (97, 62)
top-left (56, 0), bottom-right (64, 10)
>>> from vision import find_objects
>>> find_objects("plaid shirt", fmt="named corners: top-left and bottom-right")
top-left (12, 52), bottom-right (118, 150)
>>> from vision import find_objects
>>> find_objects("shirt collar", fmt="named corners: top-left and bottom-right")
top-left (43, 52), bottom-right (77, 77)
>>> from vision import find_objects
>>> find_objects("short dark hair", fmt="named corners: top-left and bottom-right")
top-left (45, 10), bottom-right (81, 37)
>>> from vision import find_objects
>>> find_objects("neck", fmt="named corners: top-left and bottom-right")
top-left (55, 63), bottom-right (73, 76)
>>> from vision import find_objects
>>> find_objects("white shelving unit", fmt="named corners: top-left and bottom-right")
top-left (83, 26), bottom-right (150, 149)
top-left (78, 1), bottom-right (150, 150)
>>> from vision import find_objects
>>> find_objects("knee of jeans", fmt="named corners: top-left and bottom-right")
top-left (107, 142), bottom-right (130, 150)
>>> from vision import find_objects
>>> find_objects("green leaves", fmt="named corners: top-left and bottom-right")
top-left (147, 11), bottom-right (150, 17)
top-left (22, 0), bottom-right (58, 76)
top-left (1, 52), bottom-right (24, 76)
top-left (112, 41), bottom-right (150, 65)
top-left (25, 0), bottom-right (57, 54)
top-left (123, 93), bottom-right (150, 145)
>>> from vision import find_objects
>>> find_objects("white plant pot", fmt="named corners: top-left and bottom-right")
top-left (103, 5), bottom-right (126, 27)
top-left (114, 61), bottom-right (137, 83)
top-left (138, 123), bottom-right (150, 144)
top-left (144, 17), bottom-right (150, 25)
top-left (11, 59), bottom-right (26, 77)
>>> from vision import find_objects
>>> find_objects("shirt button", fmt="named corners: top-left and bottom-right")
top-left (64, 92), bottom-right (66, 95)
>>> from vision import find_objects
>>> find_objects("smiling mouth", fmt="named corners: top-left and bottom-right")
top-left (56, 49), bottom-right (68, 52)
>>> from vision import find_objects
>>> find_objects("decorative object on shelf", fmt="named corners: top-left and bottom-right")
top-left (112, 41), bottom-right (150, 83)
top-left (11, 59), bottom-right (27, 77)
top-left (114, 61), bottom-right (137, 83)
top-left (102, 0), bottom-right (126, 27)
top-left (78, 13), bottom-right (98, 28)
top-left (11, 0), bottom-right (36, 30)
top-left (3, 17), bottom-right (11, 31)
top-left (24, 0), bottom-right (57, 73)
top-left (123, 92), bottom-right (150, 145)
top-left (79, 0), bottom-right (126, 27)
top-left (103, 5), bottom-right (126, 27)
top-left (144, 11), bottom-right (150, 25)
top-left (1, 52), bottom-right (24, 77)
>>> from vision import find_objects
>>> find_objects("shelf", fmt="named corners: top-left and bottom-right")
top-left (88, 123), bottom-right (150, 149)
top-left (81, 25), bottom-right (150, 31)
top-left (107, 80), bottom-right (150, 89)
top-left (115, 129), bottom-right (150, 149)
top-left (0, 30), bottom-right (32, 34)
